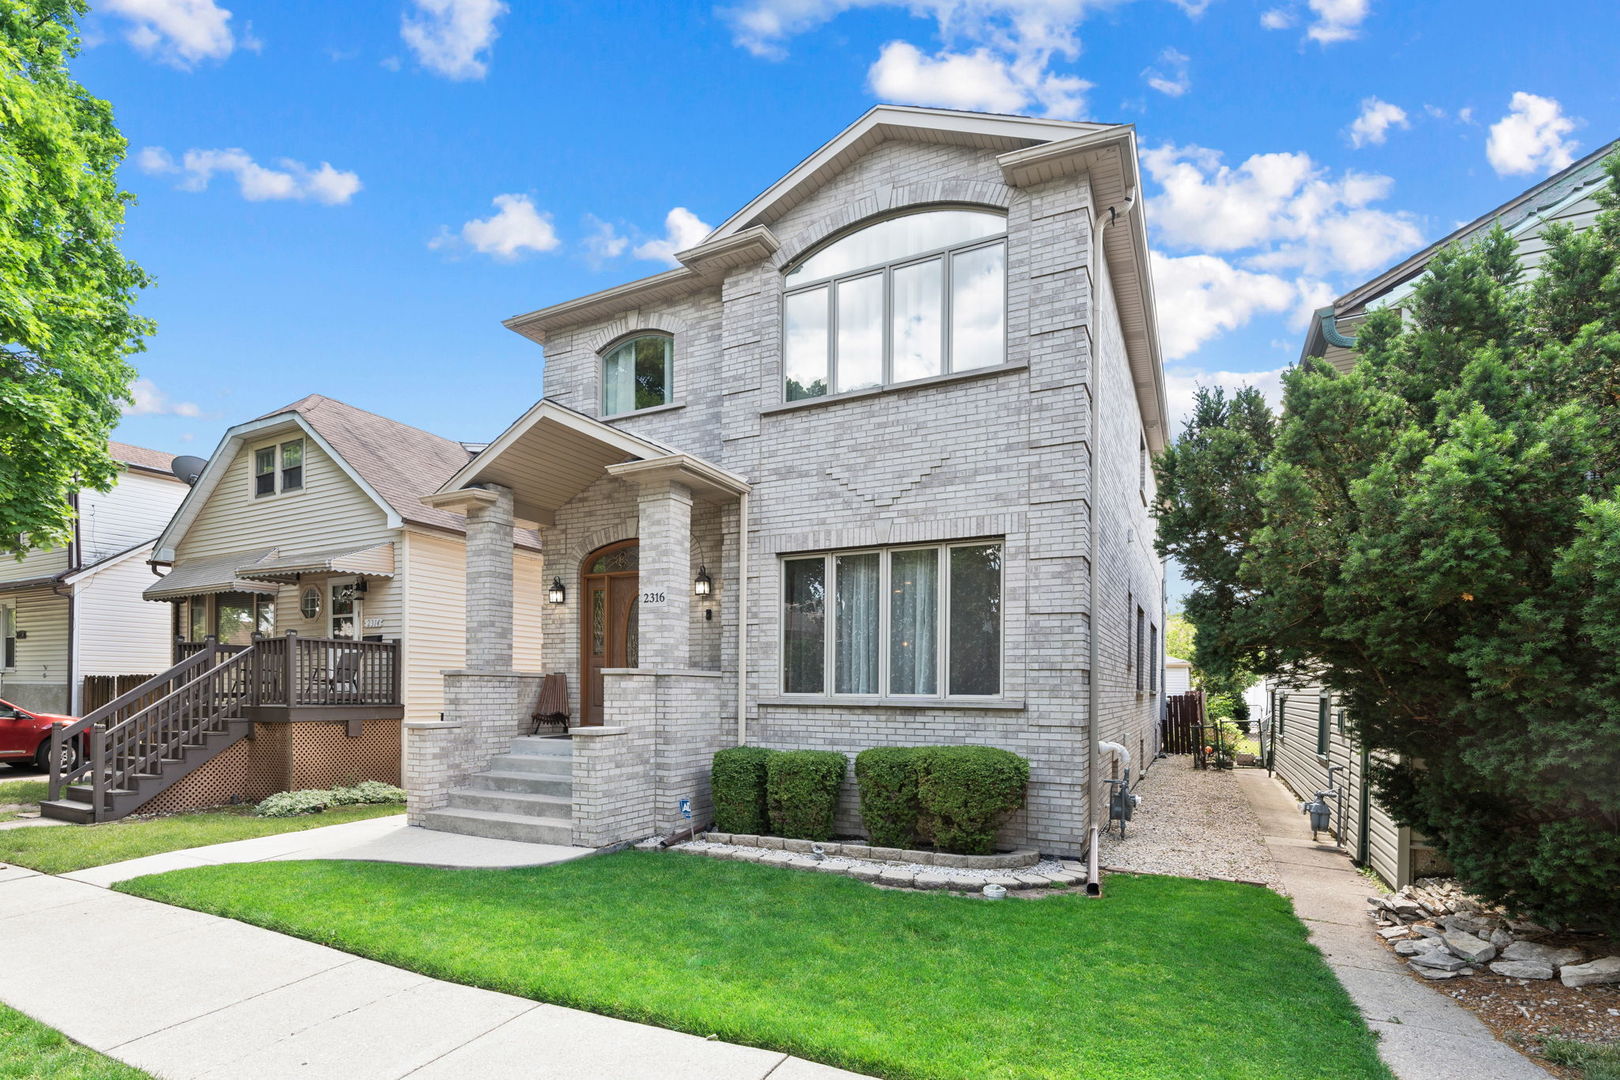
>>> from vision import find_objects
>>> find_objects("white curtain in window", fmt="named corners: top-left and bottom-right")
top-left (835, 553), bottom-right (880, 694)
top-left (889, 548), bottom-right (938, 695)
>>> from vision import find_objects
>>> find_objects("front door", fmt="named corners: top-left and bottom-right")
top-left (580, 540), bottom-right (639, 726)
top-left (329, 578), bottom-right (363, 640)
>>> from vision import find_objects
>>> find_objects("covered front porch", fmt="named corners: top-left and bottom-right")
top-left (403, 399), bottom-right (749, 847)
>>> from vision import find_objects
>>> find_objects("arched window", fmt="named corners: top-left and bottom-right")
top-left (783, 207), bottom-right (1007, 401)
top-left (601, 334), bottom-right (673, 416)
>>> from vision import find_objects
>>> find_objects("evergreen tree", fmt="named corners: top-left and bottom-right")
top-left (1158, 156), bottom-right (1620, 930)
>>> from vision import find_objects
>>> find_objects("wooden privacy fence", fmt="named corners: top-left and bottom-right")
top-left (81, 674), bottom-right (162, 716)
top-left (1161, 690), bottom-right (1207, 756)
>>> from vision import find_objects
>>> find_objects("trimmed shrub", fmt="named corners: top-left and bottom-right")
top-left (255, 789), bottom-right (333, 818)
top-left (766, 750), bottom-right (847, 840)
top-left (854, 747), bottom-right (923, 848)
top-left (330, 781), bottom-right (406, 806)
top-left (915, 746), bottom-right (1030, 855)
top-left (711, 747), bottom-right (776, 834)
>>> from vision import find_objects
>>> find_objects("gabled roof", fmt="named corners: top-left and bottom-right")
top-left (153, 394), bottom-right (538, 564)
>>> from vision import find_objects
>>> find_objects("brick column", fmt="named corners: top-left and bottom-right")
top-left (465, 483), bottom-right (514, 671)
top-left (635, 479), bottom-right (693, 671)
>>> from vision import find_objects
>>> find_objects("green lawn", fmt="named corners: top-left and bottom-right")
top-left (118, 853), bottom-right (1391, 1080)
top-left (0, 778), bottom-right (48, 823)
top-left (0, 803), bottom-right (403, 874)
top-left (0, 1002), bottom-right (153, 1080)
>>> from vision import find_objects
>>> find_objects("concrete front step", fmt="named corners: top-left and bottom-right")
top-left (465, 770), bottom-right (572, 798)
top-left (506, 736), bottom-right (572, 758)
top-left (447, 788), bottom-right (572, 818)
top-left (486, 752), bottom-right (571, 777)
top-left (420, 807), bottom-right (575, 846)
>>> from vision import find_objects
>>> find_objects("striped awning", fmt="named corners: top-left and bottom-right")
top-left (233, 541), bottom-right (396, 584)
top-left (144, 548), bottom-right (279, 601)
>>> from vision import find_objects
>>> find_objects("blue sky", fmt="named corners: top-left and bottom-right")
top-left (90, 0), bottom-right (1617, 596)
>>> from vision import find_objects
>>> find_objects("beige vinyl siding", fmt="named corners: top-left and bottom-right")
top-left (0, 586), bottom-right (70, 713)
top-left (177, 432), bottom-right (393, 562)
top-left (74, 553), bottom-right (175, 680)
top-left (400, 528), bottom-right (467, 725)
top-left (1515, 190), bottom-right (1605, 281)
top-left (79, 471), bottom-right (187, 563)
top-left (514, 548), bottom-right (544, 672)
top-left (0, 545), bottom-right (69, 585)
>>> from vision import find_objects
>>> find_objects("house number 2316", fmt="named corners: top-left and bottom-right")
top-left (642, 591), bottom-right (667, 604)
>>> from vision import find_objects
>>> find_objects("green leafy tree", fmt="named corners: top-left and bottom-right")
top-left (1, 0), bottom-right (150, 559)
top-left (1165, 613), bottom-right (1195, 662)
top-left (1157, 156), bottom-right (1620, 931)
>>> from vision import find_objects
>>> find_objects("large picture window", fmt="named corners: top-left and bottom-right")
top-left (783, 208), bottom-right (1007, 401)
top-left (602, 334), bottom-right (673, 416)
top-left (781, 541), bottom-right (1003, 698)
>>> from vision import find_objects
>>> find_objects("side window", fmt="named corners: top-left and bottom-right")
top-left (602, 334), bottom-right (673, 416)
top-left (254, 439), bottom-right (306, 496)
top-left (254, 448), bottom-right (276, 496)
top-left (1148, 622), bottom-right (1158, 694)
top-left (2, 605), bottom-right (14, 668)
top-left (1317, 696), bottom-right (1331, 755)
top-left (1135, 606), bottom-right (1145, 692)
top-left (280, 440), bottom-right (304, 491)
top-left (1278, 694), bottom-right (1288, 738)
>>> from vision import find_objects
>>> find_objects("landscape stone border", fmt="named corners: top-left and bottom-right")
top-left (677, 835), bottom-right (1085, 893)
top-left (700, 832), bottom-right (1041, 870)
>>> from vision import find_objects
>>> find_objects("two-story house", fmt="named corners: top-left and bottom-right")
top-left (0, 442), bottom-right (187, 724)
top-left (40, 396), bottom-right (543, 823)
top-left (406, 106), bottom-right (1170, 855)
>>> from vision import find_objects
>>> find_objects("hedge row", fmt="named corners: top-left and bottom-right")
top-left (711, 744), bottom-right (1029, 854)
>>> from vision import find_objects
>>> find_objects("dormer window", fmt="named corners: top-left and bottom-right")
top-left (254, 438), bottom-right (305, 497)
top-left (784, 207), bottom-right (1007, 402)
top-left (602, 334), bottom-right (673, 416)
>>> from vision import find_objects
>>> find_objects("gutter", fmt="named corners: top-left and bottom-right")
top-left (737, 490), bottom-right (749, 746)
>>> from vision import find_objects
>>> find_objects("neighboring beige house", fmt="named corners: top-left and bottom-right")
top-left (0, 442), bottom-right (187, 717)
top-left (41, 396), bottom-right (543, 823)
top-left (406, 105), bottom-right (1170, 854)
top-left (1164, 656), bottom-right (1191, 695)
top-left (1272, 136), bottom-right (1617, 888)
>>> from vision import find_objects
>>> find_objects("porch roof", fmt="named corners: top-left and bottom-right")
top-left (427, 399), bottom-right (749, 525)
top-left (144, 548), bottom-right (280, 601)
top-left (235, 541), bottom-right (397, 584)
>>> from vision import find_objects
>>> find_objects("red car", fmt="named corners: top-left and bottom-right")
top-left (0, 699), bottom-right (82, 772)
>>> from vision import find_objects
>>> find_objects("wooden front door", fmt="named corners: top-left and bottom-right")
top-left (580, 540), bottom-right (639, 726)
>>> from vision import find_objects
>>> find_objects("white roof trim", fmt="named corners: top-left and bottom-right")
top-left (152, 411), bottom-right (403, 563)
top-left (433, 398), bottom-right (675, 496)
top-left (708, 105), bottom-right (1107, 243)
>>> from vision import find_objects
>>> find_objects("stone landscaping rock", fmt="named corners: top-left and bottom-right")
top-left (760, 850), bottom-right (796, 866)
top-left (1559, 956), bottom-right (1620, 988)
top-left (868, 847), bottom-right (903, 862)
top-left (1395, 940), bottom-right (1440, 957)
top-left (1045, 872), bottom-right (1082, 887)
top-left (985, 874), bottom-right (1023, 889)
top-left (840, 844), bottom-right (872, 860)
top-left (705, 832), bottom-right (731, 845)
top-left (1413, 966), bottom-right (1464, 980)
top-left (1410, 951), bottom-right (1470, 972)
top-left (813, 861), bottom-right (844, 873)
top-left (782, 838), bottom-right (813, 854)
top-left (1012, 873), bottom-right (1051, 889)
top-left (1507, 919), bottom-right (1550, 936)
top-left (1441, 931), bottom-right (1498, 965)
top-left (1488, 928), bottom-right (1514, 950)
top-left (1378, 926), bottom-right (1413, 940)
top-left (846, 865), bottom-right (882, 882)
top-left (877, 868), bottom-right (916, 888)
top-left (932, 853), bottom-right (974, 869)
top-left (1413, 924), bottom-right (1445, 940)
top-left (1489, 960), bottom-right (1555, 980)
top-left (732, 834), bottom-right (760, 848)
top-left (1500, 941), bottom-right (1585, 968)
top-left (758, 836), bottom-right (784, 850)
top-left (912, 872), bottom-right (951, 891)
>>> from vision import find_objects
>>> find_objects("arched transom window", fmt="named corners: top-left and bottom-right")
top-left (783, 207), bottom-right (1007, 401)
top-left (601, 334), bottom-right (673, 416)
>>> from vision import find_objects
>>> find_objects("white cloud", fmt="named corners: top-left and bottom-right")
top-left (1150, 251), bottom-right (1297, 360)
top-left (138, 147), bottom-right (362, 205)
top-left (1141, 47), bottom-right (1190, 97)
top-left (103, 0), bottom-right (237, 68)
top-left (1486, 92), bottom-right (1580, 176)
top-left (1259, 0), bottom-right (1369, 44)
top-left (1348, 97), bottom-right (1408, 148)
top-left (724, 0), bottom-right (1185, 120)
top-left (124, 378), bottom-right (202, 418)
top-left (633, 207), bottom-right (713, 267)
top-left (1141, 142), bottom-right (1422, 276)
top-left (581, 216), bottom-right (629, 268)
top-left (401, 0), bottom-right (507, 80)
top-left (432, 194), bottom-right (559, 260)
top-left (1162, 364), bottom-right (1288, 429)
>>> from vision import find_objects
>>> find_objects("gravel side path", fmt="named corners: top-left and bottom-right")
top-left (1097, 757), bottom-right (1284, 891)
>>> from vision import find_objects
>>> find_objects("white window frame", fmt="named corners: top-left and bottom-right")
top-left (328, 576), bottom-right (363, 640)
top-left (251, 438), bottom-right (307, 498)
top-left (1, 603), bottom-right (15, 670)
top-left (782, 208), bottom-right (1009, 402)
top-left (778, 539), bottom-right (1005, 701)
top-left (600, 333), bottom-right (675, 418)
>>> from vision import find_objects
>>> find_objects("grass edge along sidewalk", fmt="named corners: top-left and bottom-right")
top-left (118, 851), bottom-right (1394, 1080)
top-left (0, 1001), bottom-right (155, 1080)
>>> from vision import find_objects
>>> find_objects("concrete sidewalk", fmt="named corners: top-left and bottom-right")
top-left (0, 867), bottom-right (867, 1079)
top-left (1234, 769), bottom-right (1550, 1080)
top-left (61, 814), bottom-right (592, 888)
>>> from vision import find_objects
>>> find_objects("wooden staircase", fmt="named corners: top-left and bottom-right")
top-left (41, 641), bottom-right (256, 824)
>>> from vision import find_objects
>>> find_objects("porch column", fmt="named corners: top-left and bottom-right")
top-left (635, 478), bottom-right (692, 670)
top-left (464, 483), bottom-right (514, 671)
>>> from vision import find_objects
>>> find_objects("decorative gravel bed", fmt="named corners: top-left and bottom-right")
top-left (674, 838), bottom-right (1083, 892)
top-left (1097, 756), bottom-right (1283, 890)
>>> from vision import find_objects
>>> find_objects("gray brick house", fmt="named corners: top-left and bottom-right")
top-left (406, 106), bottom-right (1169, 856)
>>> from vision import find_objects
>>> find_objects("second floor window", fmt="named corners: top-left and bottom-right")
top-left (255, 439), bottom-right (304, 496)
top-left (603, 334), bottom-right (673, 416)
top-left (784, 207), bottom-right (1007, 402)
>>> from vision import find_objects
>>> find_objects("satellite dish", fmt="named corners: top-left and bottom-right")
top-left (170, 455), bottom-right (208, 486)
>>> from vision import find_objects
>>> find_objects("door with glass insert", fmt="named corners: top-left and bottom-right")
top-left (579, 541), bottom-right (639, 725)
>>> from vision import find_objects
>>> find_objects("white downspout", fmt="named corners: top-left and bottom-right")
top-left (736, 490), bottom-right (749, 745)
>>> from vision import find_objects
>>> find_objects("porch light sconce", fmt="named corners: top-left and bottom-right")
top-left (547, 577), bottom-right (567, 605)
top-left (694, 566), bottom-right (713, 620)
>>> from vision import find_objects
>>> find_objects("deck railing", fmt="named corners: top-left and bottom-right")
top-left (248, 633), bottom-right (401, 707)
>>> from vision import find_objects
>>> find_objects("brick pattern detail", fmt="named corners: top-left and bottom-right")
top-left (465, 484), bottom-right (515, 671)
top-left (404, 671), bottom-right (544, 823)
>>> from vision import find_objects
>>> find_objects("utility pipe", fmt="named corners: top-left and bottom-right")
top-left (736, 490), bottom-right (749, 745)
top-left (1084, 825), bottom-right (1102, 896)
